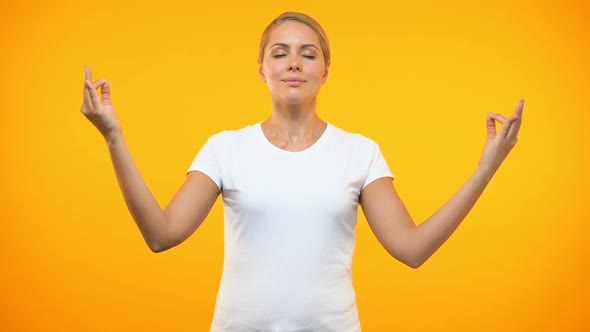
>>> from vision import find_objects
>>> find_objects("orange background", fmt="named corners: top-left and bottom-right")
top-left (1, 0), bottom-right (588, 331)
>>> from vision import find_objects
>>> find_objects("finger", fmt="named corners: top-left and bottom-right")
top-left (486, 113), bottom-right (497, 138)
top-left (506, 100), bottom-right (524, 138)
top-left (85, 81), bottom-right (101, 110)
top-left (487, 113), bottom-right (508, 124)
top-left (91, 79), bottom-right (107, 89)
top-left (488, 112), bottom-right (513, 138)
top-left (499, 114), bottom-right (518, 138)
top-left (507, 114), bottom-right (522, 138)
top-left (514, 99), bottom-right (524, 117)
top-left (83, 84), bottom-right (93, 112)
top-left (83, 81), bottom-right (93, 108)
top-left (100, 80), bottom-right (111, 103)
top-left (91, 79), bottom-right (111, 103)
top-left (85, 66), bottom-right (93, 82)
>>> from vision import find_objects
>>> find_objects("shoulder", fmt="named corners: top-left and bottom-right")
top-left (206, 122), bottom-right (260, 145)
top-left (329, 123), bottom-right (380, 150)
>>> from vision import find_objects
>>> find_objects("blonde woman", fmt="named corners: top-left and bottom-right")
top-left (81, 11), bottom-right (524, 332)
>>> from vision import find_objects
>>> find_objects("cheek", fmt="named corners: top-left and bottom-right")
top-left (310, 64), bottom-right (326, 78)
top-left (263, 62), bottom-right (280, 75)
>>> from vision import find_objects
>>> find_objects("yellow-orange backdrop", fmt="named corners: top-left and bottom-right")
top-left (1, 0), bottom-right (588, 331)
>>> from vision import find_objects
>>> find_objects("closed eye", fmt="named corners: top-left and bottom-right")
top-left (272, 55), bottom-right (316, 59)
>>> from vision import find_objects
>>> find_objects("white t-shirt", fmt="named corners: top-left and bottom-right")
top-left (186, 122), bottom-right (393, 332)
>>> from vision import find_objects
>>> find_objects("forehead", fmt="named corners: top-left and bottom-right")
top-left (267, 20), bottom-right (321, 49)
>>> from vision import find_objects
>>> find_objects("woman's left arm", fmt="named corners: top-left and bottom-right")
top-left (360, 99), bottom-right (524, 268)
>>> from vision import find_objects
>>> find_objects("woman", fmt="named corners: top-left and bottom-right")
top-left (81, 11), bottom-right (523, 332)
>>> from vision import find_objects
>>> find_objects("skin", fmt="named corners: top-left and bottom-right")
top-left (360, 100), bottom-right (523, 268)
top-left (81, 20), bottom-right (524, 260)
top-left (258, 20), bottom-right (330, 152)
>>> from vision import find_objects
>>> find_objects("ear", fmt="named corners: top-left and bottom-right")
top-left (321, 61), bottom-right (330, 84)
top-left (259, 65), bottom-right (266, 83)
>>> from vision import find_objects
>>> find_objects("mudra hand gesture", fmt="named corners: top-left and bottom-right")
top-left (478, 99), bottom-right (524, 173)
top-left (80, 66), bottom-right (122, 143)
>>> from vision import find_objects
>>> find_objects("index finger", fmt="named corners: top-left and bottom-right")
top-left (85, 66), bottom-right (93, 82)
top-left (508, 107), bottom-right (523, 138)
top-left (514, 99), bottom-right (524, 117)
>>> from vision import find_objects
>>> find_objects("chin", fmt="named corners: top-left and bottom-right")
top-left (283, 97), bottom-right (306, 105)
top-left (274, 94), bottom-right (308, 105)
top-left (285, 92), bottom-right (318, 104)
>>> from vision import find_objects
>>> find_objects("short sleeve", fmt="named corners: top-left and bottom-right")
top-left (186, 134), bottom-right (223, 191)
top-left (361, 142), bottom-right (394, 191)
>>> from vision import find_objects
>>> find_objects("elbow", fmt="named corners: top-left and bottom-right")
top-left (149, 243), bottom-right (163, 253)
top-left (150, 246), bottom-right (163, 254)
top-left (146, 223), bottom-right (173, 253)
top-left (148, 236), bottom-right (179, 253)
top-left (393, 253), bottom-right (423, 269)
top-left (407, 259), bottom-right (423, 269)
top-left (405, 254), bottom-right (425, 269)
top-left (389, 245), bottom-right (424, 269)
top-left (148, 240), bottom-right (168, 254)
top-left (404, 233), bottom-right (426, 269)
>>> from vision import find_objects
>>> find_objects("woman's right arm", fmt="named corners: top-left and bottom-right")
top-left (82, 66), bottom-right (220, 253)
top-left (106, 134), bottom-right (220, 253)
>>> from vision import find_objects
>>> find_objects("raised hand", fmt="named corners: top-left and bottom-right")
top-left (80, 66), bottom-right (122, 142)
top-left (478, 99), bottom-right (524, 172)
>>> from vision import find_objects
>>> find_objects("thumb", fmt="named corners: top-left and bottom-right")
top-left (96, 80), bottom-right (111, 103)
top-left (486, 113), bottom-right (497, 139)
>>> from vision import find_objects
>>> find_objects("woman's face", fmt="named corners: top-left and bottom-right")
top-left (259, 20), bottom-right (329, 105)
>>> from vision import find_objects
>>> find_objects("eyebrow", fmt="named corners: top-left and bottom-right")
top-left (269, 43), bottom-right (319, 51)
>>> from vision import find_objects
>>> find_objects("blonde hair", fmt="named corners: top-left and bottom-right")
top-left (258, 12), bottom-right (331, 67)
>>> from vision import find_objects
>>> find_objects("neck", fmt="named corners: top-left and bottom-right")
top-left (264, 97), bottom-right (325, 139)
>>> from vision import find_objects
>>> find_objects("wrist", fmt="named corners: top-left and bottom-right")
top-left (104, 130), bottom-right (124, 148)
top-left (474, 163), bottom-right (496, 183)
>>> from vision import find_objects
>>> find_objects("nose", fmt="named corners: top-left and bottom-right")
top-left (288, 56), bottom-right (302, 71)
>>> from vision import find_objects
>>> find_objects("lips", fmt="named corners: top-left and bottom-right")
top-left (283, 79), bottom-right (304, 87)
top-left (283, 77), bottom-right (305, 82)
